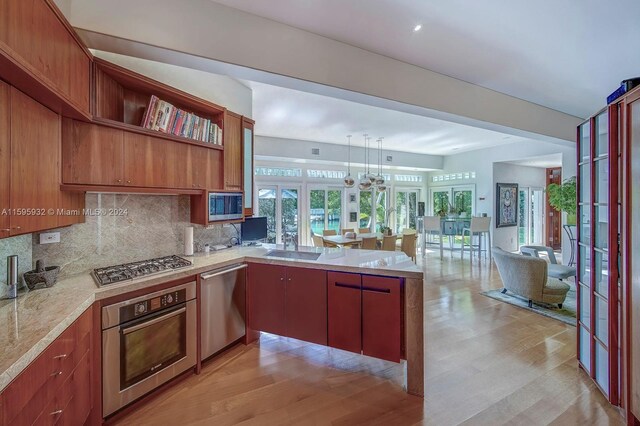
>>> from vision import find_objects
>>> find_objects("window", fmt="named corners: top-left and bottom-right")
top-left (309, 188), bottom-right (342, 235)
top-left (432, 171), bottom-right (476, 182)
top-left (307, 170), bottom-right (346, 179)
top-left (359, 189), bottom-right (387, 231)
top-left (255, 167), bottom-right (302, 177)
top-left (395, 174), bottom-right (423, 182)
top-left (429, 185), bottom-right (475, 217)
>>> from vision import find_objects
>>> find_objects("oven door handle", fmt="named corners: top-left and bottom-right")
top-left (121, 306), bottom-right (186, 335)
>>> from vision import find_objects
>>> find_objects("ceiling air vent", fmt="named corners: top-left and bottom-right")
top-left (311, 148), bottom-right (320, 156)
top-left (386, 155), bottom-right (393, 162)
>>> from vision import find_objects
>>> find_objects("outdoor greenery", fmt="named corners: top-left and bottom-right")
top-left (310, 189), bottom-right (341, 234)
top-left (433, 192), bottom-right (450, 216)
top-left (547, 176), bottom-right (577, 224)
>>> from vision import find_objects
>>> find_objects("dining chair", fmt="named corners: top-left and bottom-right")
top-left (381, 235), bottom-right (396, 251)
top-left (401, 233), bottom-right (417, 261)
top-left (312, 234), bottom-right (324, 247)
top-left (341, 228), bottom-right (355, 235)
top-left (423, 216), bottom-right (443, 259)
top-left (322, 229), bottom-right (337, 236)
top-left (358, 227), bottom-right (371, 234)
top-left (461, 217), bottom-right (492, 262)
top-left (360, 236), bottom-right (377, 250)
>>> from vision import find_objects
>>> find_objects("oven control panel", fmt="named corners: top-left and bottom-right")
top-left (119, 288), bottom-right (187, 323)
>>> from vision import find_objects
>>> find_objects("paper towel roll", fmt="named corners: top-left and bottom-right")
top-left (184, 226), bottom-right (194, 256)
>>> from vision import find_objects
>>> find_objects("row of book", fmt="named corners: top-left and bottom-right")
top-left (140, 95), bottom-right (222, 144)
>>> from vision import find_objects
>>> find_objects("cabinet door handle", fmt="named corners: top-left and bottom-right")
top-left (0, 228), bottom-right (10, 232)
top-left (116, 179), bottom-right (122, 183)
top-left (50, 371), bottom-right (63, 377)
top-left (280, 277), bottom-right (284, 281)
top-left (334, 282), bottom-right (360, 290)
top-left (50, 410), bottom-right (63, 416)
top-left (126, 180), bottom-right (131, 184)
top-left (362, 287), bottom-right (391, 294)
top-left (53, 354), bottom-right (67, 359)
top-left (12, 226), bottom-right (21, 230)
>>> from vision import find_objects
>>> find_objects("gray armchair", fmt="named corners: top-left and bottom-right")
top-left (520, 245), bottom-right (576, 281)
top-left (493, 247), bottom-right (570, 308)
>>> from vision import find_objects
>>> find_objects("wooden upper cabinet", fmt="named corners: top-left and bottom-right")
top-left (62, 119), bottom-right (125, 186)
top-left (191, 145), bottom-right (223, 190)
top-left (123, 132), bottom-right (191, 189)
top-left (0, 81), bottom-right (9, 237)
top-left (0, 0), bottom-right (91, 118)
top-left (9, 87), bottom-right (60, 235)
top-left (224, 112), bottom-right (242, 190)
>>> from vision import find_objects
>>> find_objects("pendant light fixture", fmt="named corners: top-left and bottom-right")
top-left (358, 134), bottom-right (372, 190)
top-left (343, 134), bottom-right (355, 188)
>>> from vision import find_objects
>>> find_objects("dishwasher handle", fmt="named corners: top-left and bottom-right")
top-left (200, 264), bottom-right (247, 280)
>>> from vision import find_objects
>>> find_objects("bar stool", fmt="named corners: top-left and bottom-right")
top-left (461, 217), bottom-right (492, 262)
top-left (422, 216), bottom-right (443, 259)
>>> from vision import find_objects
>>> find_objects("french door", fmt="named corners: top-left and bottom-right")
top-left (518, 187), bottom-right (544, 247)
top-left (359, 189), bottom-right (387, 231)
top-left (577, 104), bottom-right (620, 404)
top-left (256, 185), bottom-right (300, 245)
top-left (395, 189), bottom-right (419, 233)
top-left (309, 187), bottom-right (343, 236)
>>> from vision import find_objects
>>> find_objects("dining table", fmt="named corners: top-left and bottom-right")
top-left (322, 232), bottom-right (405, 248)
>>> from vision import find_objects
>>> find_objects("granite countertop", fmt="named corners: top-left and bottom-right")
top-left (0, 245), bottom-right (422, 392)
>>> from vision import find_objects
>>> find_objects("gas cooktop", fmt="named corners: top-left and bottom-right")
top-left (92, 255), bottom-right (192, 286)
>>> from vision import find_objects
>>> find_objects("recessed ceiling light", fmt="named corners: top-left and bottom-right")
top-left (413, 24), bottom-right (422, 32)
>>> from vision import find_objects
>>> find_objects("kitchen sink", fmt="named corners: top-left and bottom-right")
top-left (264, 250), bottom-right (322, 261)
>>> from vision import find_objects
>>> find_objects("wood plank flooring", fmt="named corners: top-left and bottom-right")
top-left (114, 254), bottom-right (624, 425)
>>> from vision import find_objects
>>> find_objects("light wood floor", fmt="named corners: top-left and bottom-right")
top-left (114, 254), bottom-right (625, 425)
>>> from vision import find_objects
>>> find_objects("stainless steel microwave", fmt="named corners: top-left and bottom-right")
top-left (208, 192), bottom-right (243, 222)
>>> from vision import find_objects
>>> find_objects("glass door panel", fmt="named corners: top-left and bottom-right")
top-left (531, 189), bottom-right (544, 244)
top-left (432, 190), bottom-right (449, 216)
top-left (518, 189), bottom-right (528, 246)
top-left (453, 189), bottom-right (472, 217)
top-left (396, 189), bottom-right (419, 233)
top-left (327, 189), bottom-right (342, 232)
top-left (258, 188), bottom-right (277, 243)
top-left (281, 188), bottom-right (298, 245)
top-left (359, 190), bottom-right (373, 229)
top-left (375, 191), bottom-right (387, 230)
top-left (309, 189), bottom-right (326, 236)
top-left (576, 106), bottom-right (619, 404)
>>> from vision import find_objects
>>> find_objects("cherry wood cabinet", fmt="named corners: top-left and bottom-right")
top-left (247, 263), bottom-right (287, 336)
top-left (327, 272), bottom-right (363, 354)
top-left (362, 276), bottom-right (401, 362)
top-left (191, 145), bottom-right (223, 190)
top-left (285, 267), bottom-right (327, 345)
top-left (0, 81), bottom-right (9, 238)
top-left (0, 0), bottom-right (91, 119)
top-left (0, 305), bottom-right (93, 426)
top-left (62, 119), bottom-right (125, 186)
top-left (224, 112), bottom-right (243, 190)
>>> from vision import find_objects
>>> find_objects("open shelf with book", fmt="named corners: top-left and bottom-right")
top-left (92, 58), bottom-right (225, 150)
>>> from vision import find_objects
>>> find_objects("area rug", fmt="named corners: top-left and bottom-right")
top-left (481, 287), bottom-right (576, 326)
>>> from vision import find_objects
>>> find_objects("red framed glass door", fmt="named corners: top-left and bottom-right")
top-left (577, 105), bottom-right (620, 404)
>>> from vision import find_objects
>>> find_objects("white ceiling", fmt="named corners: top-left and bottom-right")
top-left (248, 81), bottom-right (534, 155)
top-left (503, 154), bottom-right (563, 169)
top-left (213, 0), bottom-right (640, 119)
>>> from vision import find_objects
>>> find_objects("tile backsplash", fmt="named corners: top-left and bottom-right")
top-left (1, 193), bottom-right (239, 292)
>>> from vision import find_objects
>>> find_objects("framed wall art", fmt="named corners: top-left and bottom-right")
top-left (496, 183), bottom-right (518, 228)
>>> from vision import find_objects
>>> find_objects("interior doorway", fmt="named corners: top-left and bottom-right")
top-left (518, 187), bottom-right (545, 247)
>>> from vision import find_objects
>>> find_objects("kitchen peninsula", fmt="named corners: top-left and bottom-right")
top-left (0, 245), bottom-right (424, 424)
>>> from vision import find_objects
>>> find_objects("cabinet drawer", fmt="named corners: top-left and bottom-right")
top-left (0, 306), bottom-right (92, 425)
top-left (36, 350), bottom-right (92, 426)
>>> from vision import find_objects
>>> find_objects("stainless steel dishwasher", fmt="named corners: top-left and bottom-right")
top-left (200, 263), bottom-right (247, 361)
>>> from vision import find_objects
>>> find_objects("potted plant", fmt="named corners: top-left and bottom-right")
top-left (547, 176), bottom-right (577, 225)
top-left (379, 225), bottom-right (393, 236)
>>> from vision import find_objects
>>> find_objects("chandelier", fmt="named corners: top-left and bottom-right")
top-left (345, 133), bottom-right (386, 191)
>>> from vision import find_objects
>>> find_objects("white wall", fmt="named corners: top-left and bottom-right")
top-left (92, 51), bottom-right (252, 117)
top-left (427, 140), bottom-right (577, 263)
top-left (492, 163), bottom-right (547, 251)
